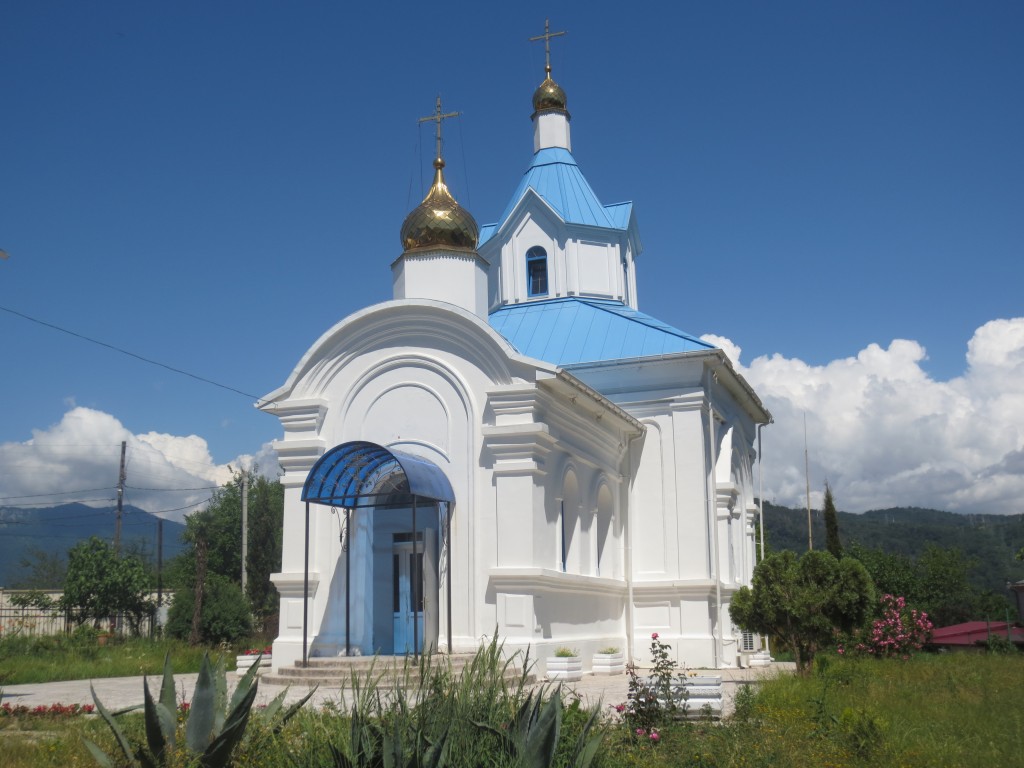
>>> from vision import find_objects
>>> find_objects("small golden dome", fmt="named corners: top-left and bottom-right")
top-left (400, 158), bottom-right (479, 252)
top-left (532, 73), bottom-right (567, 113)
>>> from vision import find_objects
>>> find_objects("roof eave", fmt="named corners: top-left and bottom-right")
top-left (568, 348), bottom-right (772, 425)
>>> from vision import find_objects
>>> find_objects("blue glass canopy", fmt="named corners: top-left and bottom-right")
top-left (302, 441), bottom-right (455, 506)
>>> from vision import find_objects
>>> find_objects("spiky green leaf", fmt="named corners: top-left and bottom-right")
top-left (89, 683), bottom-right (139, 766)
top-left (185, 654), bottom-right (218, 752)
top-left (158, 653), bottom-right (177, 750)
top-left (522, 688), bottom-right (562, 768)
top-left (227, 651), bottom-right (261, 715)
top-left (200, 679), bottom-right (258, 768)
top-left (212, 654), bottom-right (228, 736)
top-left (273, 685), bottom-right (318, 733)
top-left (142, 676), bottom-right (169, 761)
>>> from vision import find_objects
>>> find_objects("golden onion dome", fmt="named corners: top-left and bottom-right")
top-left (400, 157), bottom-right (479, 252)
top-left (533, 76), bottom-right (567, 113)
top-left (532, 64), bottom-right (568, 115)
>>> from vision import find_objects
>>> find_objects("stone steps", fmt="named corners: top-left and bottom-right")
top-left (261, 653), bottom-right (534, 688)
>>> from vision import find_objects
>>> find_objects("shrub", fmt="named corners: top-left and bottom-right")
top-left (843, 594), bottom-right (933, 659)
top-left (166, 574), bottom-right (252, 644)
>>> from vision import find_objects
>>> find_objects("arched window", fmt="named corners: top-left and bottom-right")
top-left (526, 246), bottom-right (548, 297)
top-left (560, 469), bottom-right (580, 573)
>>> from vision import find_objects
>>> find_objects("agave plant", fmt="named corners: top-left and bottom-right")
top-left (479, 686), bottom-right (603, 768)
top-left (84, 652), bottom-right (314, 768)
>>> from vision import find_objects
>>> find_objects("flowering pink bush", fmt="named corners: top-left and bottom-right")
top-left (242, 645), bottom-right (273, 656)
top-left (615, 632), bottom-right (682, 739)
top-left (842, 594), bottom-right (933, 658)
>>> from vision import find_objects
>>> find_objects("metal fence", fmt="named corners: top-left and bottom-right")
top-left (0, 590), bottom-right (163, 639)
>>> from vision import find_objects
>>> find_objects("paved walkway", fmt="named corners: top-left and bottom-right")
top-left (2, 663), bottom-right (793, 718)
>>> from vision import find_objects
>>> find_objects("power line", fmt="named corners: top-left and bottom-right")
top-left (0, 487), bottom-right (115, 501)
top-left (143, 499), bottom-right (212, 516)
top-left (0, 498), bottom-right (117, 508)
top-left (126, 484), bottom-right (221, 492)
top-left (0, 303), bottom-right (268, 403)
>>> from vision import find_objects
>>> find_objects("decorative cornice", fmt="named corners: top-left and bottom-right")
top-left (390, 248), bottom-right (490, 269)
top-left (481, 423), bottom-right (555, 475)
top-left (488, 567), bottom-right (627, 597)
top-left (270, 571), bottom-right (320, 598)
top-left (272, 438), bottom-right (327, 487)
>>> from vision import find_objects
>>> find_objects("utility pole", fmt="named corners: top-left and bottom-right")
top-left (157, 519), bottom-right (164, 604)
top-left (804, 414), bottom-right (812, 551)
top-left (115, 440), bottom-right (127, 553)
top-left (241, 473), bottom-right (249, 594)
top-left (154, 517), bottom-right (163, 639)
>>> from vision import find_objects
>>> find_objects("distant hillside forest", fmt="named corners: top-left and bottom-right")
top-left (0, 503), bottom-right (187, 589)
top-left (760, 502), bottom-right (1024, 608)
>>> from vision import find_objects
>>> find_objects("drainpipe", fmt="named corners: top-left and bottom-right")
top-left (707, 383), bottom-right (723, 668)
top-left (756, 422), bottom-right (769, 656)
top-left (624, 431), bottom-right (643, 666)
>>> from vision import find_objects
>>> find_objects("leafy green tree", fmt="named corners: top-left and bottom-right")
top-left (823, 483), bottom-right (843, 559)
top-left (168, 470), bottom-right (283, 637)
top-left (848, 542), bottom-right (1005, 626)
top-left (61, 537), bottom-right (156, 634)
top-left (242, 474), bottom-right (284, 619)
top-left (845, 544), bottom-right (920, 603)
top-left (730, 549), bottom-right (874, 674)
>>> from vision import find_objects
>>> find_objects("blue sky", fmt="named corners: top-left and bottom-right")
top-left (1, 2), bottom-right (1022, 517)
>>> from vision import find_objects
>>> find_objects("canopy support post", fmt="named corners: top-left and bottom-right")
top-left (303, 501), bottom-right (309, 668)
top-left (412, 495), bottom-right (419, 659)
top-left (345, 508), bottom-right (351, 658)
top-left (446, 502), bottom-right (453, 655)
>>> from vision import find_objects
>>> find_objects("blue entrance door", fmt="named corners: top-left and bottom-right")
top-left (393, 543), bottom-right (424, 654)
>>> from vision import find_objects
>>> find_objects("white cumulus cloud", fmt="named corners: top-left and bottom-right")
top-left (0, 407), bottom-right (280, 523)
top-left (704, 317), bottom-right (1024, 514)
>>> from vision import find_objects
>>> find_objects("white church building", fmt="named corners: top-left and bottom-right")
top-left (260, 42), bottom-right (771, 674)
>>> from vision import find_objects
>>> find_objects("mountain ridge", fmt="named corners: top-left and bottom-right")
top-left (0, 503), bottom-right (187, 588)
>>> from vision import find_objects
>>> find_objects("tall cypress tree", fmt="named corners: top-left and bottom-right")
top-left (823, 483), bottom-right (843, 559)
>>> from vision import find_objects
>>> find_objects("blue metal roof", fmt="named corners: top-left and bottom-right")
top-left (479, 148), bottom-right (633, 246)
top-left (489, 297), bottom-right (715, 366)
top-left (603, 202), bottom-right (634, 229)
top-left (303, 440), bottom-right (455, 506)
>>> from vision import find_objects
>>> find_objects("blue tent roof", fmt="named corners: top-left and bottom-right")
top-left (479, 148), bottom-right (632, 246)
top-left (489, 297), bottom-right (715, 366)
top-left (302, 441), bottom-right (455, 506)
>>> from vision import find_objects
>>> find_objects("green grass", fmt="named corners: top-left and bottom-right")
top-left (0, 633), bottom-right (255, 685)
top-left (2, 647), bottom-right (1022, 767)
top-left (678, 652), bottom-right (1024, 768)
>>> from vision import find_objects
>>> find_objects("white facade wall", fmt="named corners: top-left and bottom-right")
top-left (263, 300), bottom-right (644, 672)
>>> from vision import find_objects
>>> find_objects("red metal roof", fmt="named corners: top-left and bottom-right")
top-left (929, 621), bottom-right (1024, 646)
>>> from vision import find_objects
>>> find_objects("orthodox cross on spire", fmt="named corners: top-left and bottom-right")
top-left (418, 96), bottom-right (460, 164)
top-left (529, 18), bottom-right (566, 76)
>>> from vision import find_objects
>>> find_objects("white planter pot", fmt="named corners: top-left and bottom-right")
top-left (677, 675), bottom-right (723, 718)
top-left (591, 652), bottom-right (625, 676)
top-left (546, 656), bottom-right (583, 682)
top-left (235, 655), bottom-right (272, 676)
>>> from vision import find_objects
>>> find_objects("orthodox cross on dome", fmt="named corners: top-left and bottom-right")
top-left (418, 96), bottom-right (460, 165)
top-left (529, 18), bottom-right (566, 76)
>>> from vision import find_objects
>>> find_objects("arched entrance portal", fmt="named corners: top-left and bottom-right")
top-left (300, 441), bottom-right (455, 664)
